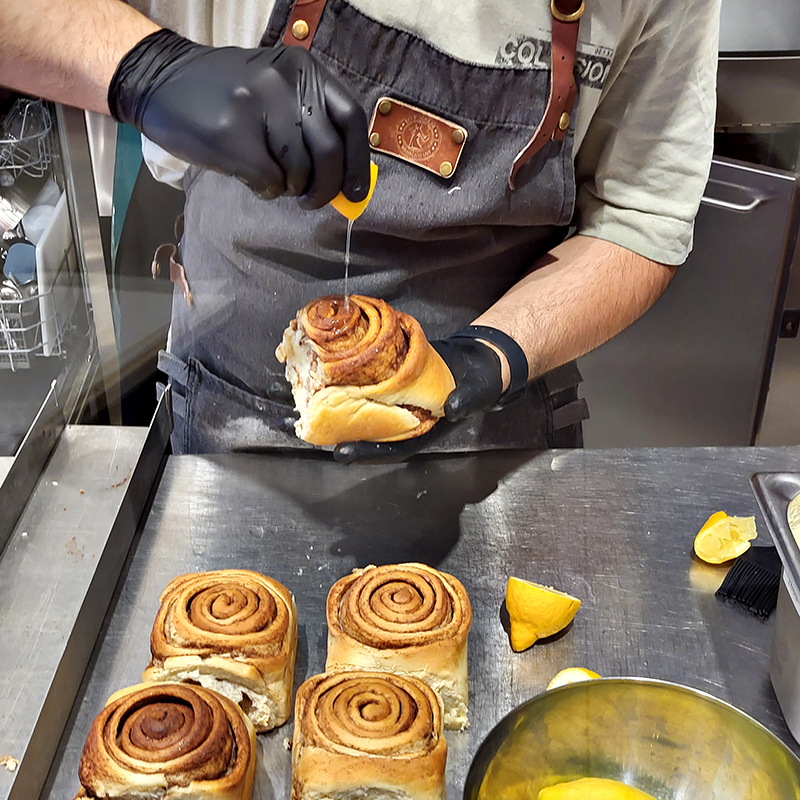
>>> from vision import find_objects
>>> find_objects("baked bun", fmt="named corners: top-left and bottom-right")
top-left (142, 570), bottom-right (297, 732)
top-left (325, 563), bottom-right (472, 730)
top-left (292, 671), bottom-right (446, 800)
top-left (276, 295), bottom-right (455, 445)
top-left (74, 682), bottom-right (255, 800)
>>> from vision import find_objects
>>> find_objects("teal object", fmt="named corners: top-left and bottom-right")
top-left (111, 123), bottom-right (142, 268)
top-left (110, 123), bottom-right (143, 337)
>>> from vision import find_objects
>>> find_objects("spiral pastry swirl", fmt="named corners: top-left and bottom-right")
top-left (76, 682), bottom-right (255, 800)
top-left (326, 563), bottom-right (472, 730)
top-left (292, 672), bottom-right (446, 800)
top-left (150, 570), bottom-right (293, 658)
top-left (277, 295), bottom-right (455, 445)
top-left (328, 563), bottom-right (471, 649)
top-left (299, 295), bottom-right (411, 386)
top-left (143, 570), bottom-right (297, 732)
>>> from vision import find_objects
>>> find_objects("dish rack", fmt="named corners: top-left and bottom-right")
top-left (0, 246), bottom-right (69, 371)
top-left (0, 99), bottom-right (53, 187)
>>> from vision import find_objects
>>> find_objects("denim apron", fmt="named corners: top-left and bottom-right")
top-left (159, 0), bottom-right (589, 454)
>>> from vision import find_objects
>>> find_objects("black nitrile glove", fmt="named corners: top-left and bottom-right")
top-left (333, 327), bottom-right (529, 464)
top-left (266, 376), bottom-right (300, 434)
top-left (108, 29), bottom-right (371, 208)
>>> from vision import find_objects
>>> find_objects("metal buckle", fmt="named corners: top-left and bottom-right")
top-left (550, 0), bottom-right (585, 23)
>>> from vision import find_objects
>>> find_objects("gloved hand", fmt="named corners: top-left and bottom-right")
top-left (108, 29), bottom-right (371, 208)
top-left (333, 326), bottom-right (529, 464)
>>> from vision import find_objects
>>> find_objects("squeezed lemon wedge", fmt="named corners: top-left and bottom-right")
top-left (538, 778), bottom-right (657, 800)
top-left (505, 576), bottom-right (581, 652)
top-left (330, 162), bottom-right (379, 220)
top-left (547, 667), bottom-right (601, 690)
top-left (693, 511), bottom-right (758, 564)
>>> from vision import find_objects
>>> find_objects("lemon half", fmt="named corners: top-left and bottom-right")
top-left (547, 667), bottom-right (601, 690)
top-left (693, 511), bottom-right (758, 564)
top-left (330, 162), bottom-right (379, 221)
top-left (538, 778), bottom-right (657, 800)
top-left (505, 576), bottom-right (581, 652)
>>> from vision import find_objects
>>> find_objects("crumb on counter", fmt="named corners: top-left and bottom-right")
top-left (0, 755), bottom-right (19, 772)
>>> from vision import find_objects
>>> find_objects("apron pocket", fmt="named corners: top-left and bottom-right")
top-left (158, 351), bottom-right (311, 454)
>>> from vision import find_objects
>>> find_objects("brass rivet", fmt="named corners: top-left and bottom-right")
top-left (452, 128), bottom-right (466, 145)
top-left (378, 99), bottom-right (393, 116)
top-left (369, 132), bottom-right (381, 147)
top-left (439, 161), bottom-right (453, 178)
top-left (558, 112), bottom-right (570, 131)
top-left (291, 19), bottom-right (310, 40)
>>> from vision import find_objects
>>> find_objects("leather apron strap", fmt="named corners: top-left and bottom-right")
top-left (508, 0), bottom-right (585, 188)
top-left (283, 0), bottom-right (328, 47)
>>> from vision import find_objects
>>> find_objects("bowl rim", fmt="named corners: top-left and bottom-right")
top-left (463, 676), bottom-right (800, 799)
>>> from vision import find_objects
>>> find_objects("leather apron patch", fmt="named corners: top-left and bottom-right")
top-left (368, 97), bottom-right (468, 180)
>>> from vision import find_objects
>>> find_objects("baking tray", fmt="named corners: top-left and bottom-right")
top-left (751, 472), bottom-right (800, 743)
top-left (751, 473), bottom-right (800, 599)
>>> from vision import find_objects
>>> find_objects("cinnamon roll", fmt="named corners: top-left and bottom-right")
top-left (326, 563), bottom-right (472, 730)
top-left (142, 569), bottom-right (297, 732)
top-left (276, 295), bottom-right (455, 445)
top-left (292, 671), bottom-right (446, 800)
top-left (73, 682), bottom-right (255, 800)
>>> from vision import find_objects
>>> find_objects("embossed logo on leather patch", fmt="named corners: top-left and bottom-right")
top-left (368, 97), bottom-right (467, 180)
top-left (397, 115), bottom-right (442, 160)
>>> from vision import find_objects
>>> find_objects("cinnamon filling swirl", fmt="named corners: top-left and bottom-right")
top-left (307, 673), bottom-right (440, 756)
top-left (330, 563), bottom-right (471, 649)
top-left (152, 570), bottom-right (293, 659)
top-left (77, 683), bottom-right (254, 797)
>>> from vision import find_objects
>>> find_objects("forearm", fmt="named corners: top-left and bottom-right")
top-left (0, 0), bottom-right (159, 114)
top-left (474, 234), bottom-right (677, 382)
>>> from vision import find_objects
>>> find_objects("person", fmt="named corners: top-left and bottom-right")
top-left (0, 0), bottom-right (721, 462)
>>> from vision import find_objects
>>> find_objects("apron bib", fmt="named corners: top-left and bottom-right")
top-left (161, 0), bottom-right (589, 454)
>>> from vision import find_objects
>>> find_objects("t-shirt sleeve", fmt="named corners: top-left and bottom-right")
top-left (574, 0), bottom-right (721, 265)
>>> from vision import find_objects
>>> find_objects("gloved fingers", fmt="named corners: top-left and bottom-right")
top-left (276, 412), bottom-right (300, 435)
top-left (263, 80), bottom-right (312, 197)
top-left (266, 376), bottom-right (295, 406)
top-left (333, 430), bottom-right (435, 465)
top-left (444, 380), bottom-right (499, 421)
top-left (296, 67), bottom-right (345, 209)
top-left (431, 338), bottom-right (504, 420)
top-left (235, 166), bottom-right (284, 200)
top-left (323, 79), bottom-right (371, 203)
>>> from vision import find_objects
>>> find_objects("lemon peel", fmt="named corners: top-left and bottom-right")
top-left (693, 511), bottom-right (758, 564)
top-left (538, 778), bottom-right (657, 800)
top-left (547, 667), bottom-right (601, 690)
top-left (505, 576), bottom-right (581, 652)
top-left (330, 162), bottom-right (378, 220)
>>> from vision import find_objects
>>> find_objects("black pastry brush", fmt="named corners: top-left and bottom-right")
top-left (715, 546), bottom-right (782, 618)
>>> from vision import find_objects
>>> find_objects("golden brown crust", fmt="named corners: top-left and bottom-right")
top-left (142, 570), bottom-right (297, 731)
top-left (292, 671), bottom-right (446, 800)
top-left (277, 296), bottom-right (455, 445)
top-left (325, 563), bottom-right (472, 730)
top-left (76, 682), bottom-right (256, 800)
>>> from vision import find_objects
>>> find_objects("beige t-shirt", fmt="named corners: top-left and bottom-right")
top-left (129, 0), bottom-right (720, 266)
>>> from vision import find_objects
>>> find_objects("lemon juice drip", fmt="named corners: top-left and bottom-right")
top-left (344, 217), bottom-right (354, 311)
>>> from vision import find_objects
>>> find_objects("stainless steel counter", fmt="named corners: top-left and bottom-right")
top-left (40, 446), bottom-right (800, 799)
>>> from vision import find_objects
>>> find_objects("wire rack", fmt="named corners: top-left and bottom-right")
top-left (0, 244), bottom-right (71, 370)
top-left (0, 99), bottom-right (53, 187)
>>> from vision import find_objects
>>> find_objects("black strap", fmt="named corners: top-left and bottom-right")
top-left (451, 325), bottom-right (529, 408)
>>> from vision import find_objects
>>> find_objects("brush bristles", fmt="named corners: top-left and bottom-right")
top-left (716, 560), bottom-right (780, 619)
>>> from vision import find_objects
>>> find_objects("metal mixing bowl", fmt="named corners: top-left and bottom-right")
top-left (464, 678), bottom-right (800, 800)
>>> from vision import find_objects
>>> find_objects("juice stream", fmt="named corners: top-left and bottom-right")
top-left (344, 217), bottom-right (354, 312)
